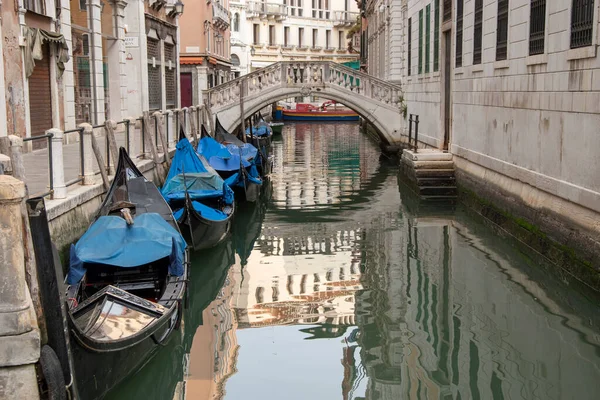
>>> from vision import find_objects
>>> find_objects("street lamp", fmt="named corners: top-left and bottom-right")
top-left (169, 1), bottom-right (184, 17)
top-left (250, 47), bottom-right (256, 56)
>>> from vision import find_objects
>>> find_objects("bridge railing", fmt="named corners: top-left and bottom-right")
top-left (205, 61), bottom-right (403, 111)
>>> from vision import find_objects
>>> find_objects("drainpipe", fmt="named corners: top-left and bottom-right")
top-left (87, 0), bottom-right (98, 125)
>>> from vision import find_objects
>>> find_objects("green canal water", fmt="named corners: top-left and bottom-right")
top-left (109, 122), bottom-right (600, 400)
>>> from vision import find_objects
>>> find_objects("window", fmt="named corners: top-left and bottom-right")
top-left (571, 0), bottom-right (595, 49)
top-left (299, 27), bottom-right (304, 47)
top-left (496, 0), bottom-right (509, 60)
top-left (326, 30), bottom-right (331, 49)
top-left (473, 0), bottom-right (483, 64)
top-left (443, 0), bottom-right (451, 22)
top-left (231, 54), bottom-right (241, 66)
top-left (24, 0), bottom-right (45, 14)
top-left (418, 9), bottom-right (423, 74)
top-left (233, 13), bottom-right (240, 32)
top-left (434, 0), bottom-right (440, 71)
top-left (456, 0), bottom-right (463, 67)
top-left (425, 4), bottom-right (431, 73)
top-left (408, 17), bottom-right (412, 76)
top-left (311, 0), bottom-right (329, 19)
top-left (269, 25), bottom-right (276, 45)
top-left (339, 31), bottom-right (344, 49)
top-left (253, 24), bottom-right (260, 45)
top-left (164, 42), bottom-right (177, 109)
top-left (79, 0), bottom-right (87, 10)
top-left (284, 27), bottom-right (290, 46)
top-left (147, 37), bottom-right (162, 110)
top-left (82, 34), bottom-right (90, 56)
top-left (529, 0), bottom-right (546, 55)
top-left (312, 29), bottom-right (318, 48)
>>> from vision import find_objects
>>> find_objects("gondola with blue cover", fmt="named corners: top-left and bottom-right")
top-left (161, 134), bottom-right (235, 250)
top-left (244, 113), bottom-right (273, 175)
top-left (64, 148), bottom-right (188, 400)
top-left (198, 124), bottom-right (262, 202)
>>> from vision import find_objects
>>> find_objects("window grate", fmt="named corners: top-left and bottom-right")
top-left (408, 17), bottom-right (412, 76)
top-left (425, 4), bottom-right (431, 73)
top-left (147, 38), bottom-right (160, 60)
top-left (496, 0), bottom-right (509, 61)
top-left (473, 0), bottom-right (483, 65)
top-left (434, 0), bottom-right (440, 71)
top-left (164, 43), bottom-right (175, 62)
top-left (456, 0), bottom-right (464, 67)
top-left (165, 68), bottom-right (176, 109)
top-left (148, 66), bottom-right (162, 111)
top-left (529, 0), bottom-right (546, 55)
top-left (443, 0), bottom-right (451, 22)
top-left (570, 0), bottom-right (595, 49)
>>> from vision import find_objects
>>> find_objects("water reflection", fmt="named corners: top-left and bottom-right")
top-left (110, 122), bottom-right (600, 400)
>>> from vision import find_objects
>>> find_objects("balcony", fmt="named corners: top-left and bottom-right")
top-left (213, 2), bottom-right (230, 29)
top-left (247, 1), bottom-right (288, 21)
top-left (333, 11), bottom-right (359, 26)
top-left (310, 46), bottom-right (322, 52)
top-left (323, 47), bottom-right (336, 53)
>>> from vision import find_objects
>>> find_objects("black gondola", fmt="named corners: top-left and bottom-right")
top-left (63, 148), bottom-right (189, 400)
top-left (161, 135), bottom-right (235, 251)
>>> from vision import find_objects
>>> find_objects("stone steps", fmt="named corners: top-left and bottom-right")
top-left (400, 149), bottom-right (457, 201)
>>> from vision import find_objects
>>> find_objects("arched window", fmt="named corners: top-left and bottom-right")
top-left (230, 54), bottom-right (240, 66)
top-left (233, 13), bottom-right (240, 32)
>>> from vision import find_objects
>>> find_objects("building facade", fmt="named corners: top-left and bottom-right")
top-left (365, 0), bottom-right (600, 272)
top-left (231, 0), bottom-right (361, 73)
top-left (179, 0), bottom-right (232, 108)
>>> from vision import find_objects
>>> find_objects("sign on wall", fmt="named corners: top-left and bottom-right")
top-left (125, 37), bottom-right (139, 48)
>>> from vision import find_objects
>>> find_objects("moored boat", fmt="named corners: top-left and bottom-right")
top-left (161, 137), bottom-right (235, 250)
top-left (64, 148), bottom-right (188, 400)
top-left (269, 121), bottom-right (284, 135)
top-left (282, 100), bottom-right (359, 121)
top-left (198, 126), bottom-right (262, 202)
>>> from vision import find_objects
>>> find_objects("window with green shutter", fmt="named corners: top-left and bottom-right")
top-left (419, 9), bottom-right (423, 74)
top-left (434, 0), bottom-right (440, 71)
top-left (425, 4), bottom-right (431, 73)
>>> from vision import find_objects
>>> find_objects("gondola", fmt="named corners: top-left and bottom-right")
top-left (198, 124), bottom-right (262, 202)
top-left (64, 148), bottom-right (188, 400)
top-left (161, 135), bottom-right (235, 250)
top-left (246, 113), bottom-right (273, 175)
top-left (216, 116), bottom-right (272, 177)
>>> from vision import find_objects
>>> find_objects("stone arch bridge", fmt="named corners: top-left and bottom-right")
top-left (203, 61), bottom-right (405, 144)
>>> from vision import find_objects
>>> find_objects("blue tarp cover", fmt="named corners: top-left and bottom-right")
top-left (172, 201), bottom-right (228, 222)
top-left (198, 136), bottom-right (252, 171)
top-left (67, 213), bottom-right (186, 284)
top-left (225, 143), bottom-right (258, 162)
top-left (246, 121), bottom-right (272, 137)
top-left (162, 139), bottom-right (234, 204)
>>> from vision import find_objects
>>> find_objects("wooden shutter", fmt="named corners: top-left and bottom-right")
top-left (28, 43), bottom-right (52, 150)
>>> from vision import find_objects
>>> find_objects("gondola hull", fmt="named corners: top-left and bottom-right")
top-left (178, 202), bottom-right (234, 251)
top-left (65, 149), bottom-right (188, 400)
top-left (233, 179), bottom-right (261, 203)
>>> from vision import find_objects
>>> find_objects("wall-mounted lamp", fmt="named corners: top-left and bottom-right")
top-left (168, 1), bottom-right (185, 17)
top-left (250, 47), bottom-right (256, 56)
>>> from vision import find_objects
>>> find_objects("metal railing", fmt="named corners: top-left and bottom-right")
top-left (63, 127), bottom-right (85, 188)
top-left (23, 133), bottom-right (54, 198)
top-left (408, 114), bottom-right (420, 153)
top-left (21, 105), bottom-right (208, 199)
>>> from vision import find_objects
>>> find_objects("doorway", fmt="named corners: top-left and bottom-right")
top-left (180, 73), bottom-right (193, 108)
top-left (442, 31), bottom-right (451, 150)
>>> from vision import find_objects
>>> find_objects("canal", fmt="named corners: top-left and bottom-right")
top-left (109, 122), bottom-right (600, 400)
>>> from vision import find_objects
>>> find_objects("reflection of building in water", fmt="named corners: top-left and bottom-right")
top-left (271, 123), bottom-right (381, 208)
top-left (355, 202), bottom-right (600, 400)
top-left (185, 265), bottom-right (239, 400)
top-left (232, 228), bottom-right (363, 335)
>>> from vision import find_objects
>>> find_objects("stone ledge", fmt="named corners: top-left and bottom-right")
top-left (451, 144), bottom-right (600, 215)
top-left (0, 330), bottom-right (40, 367)
top-left (0, 364), bottom-right (40, 399)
